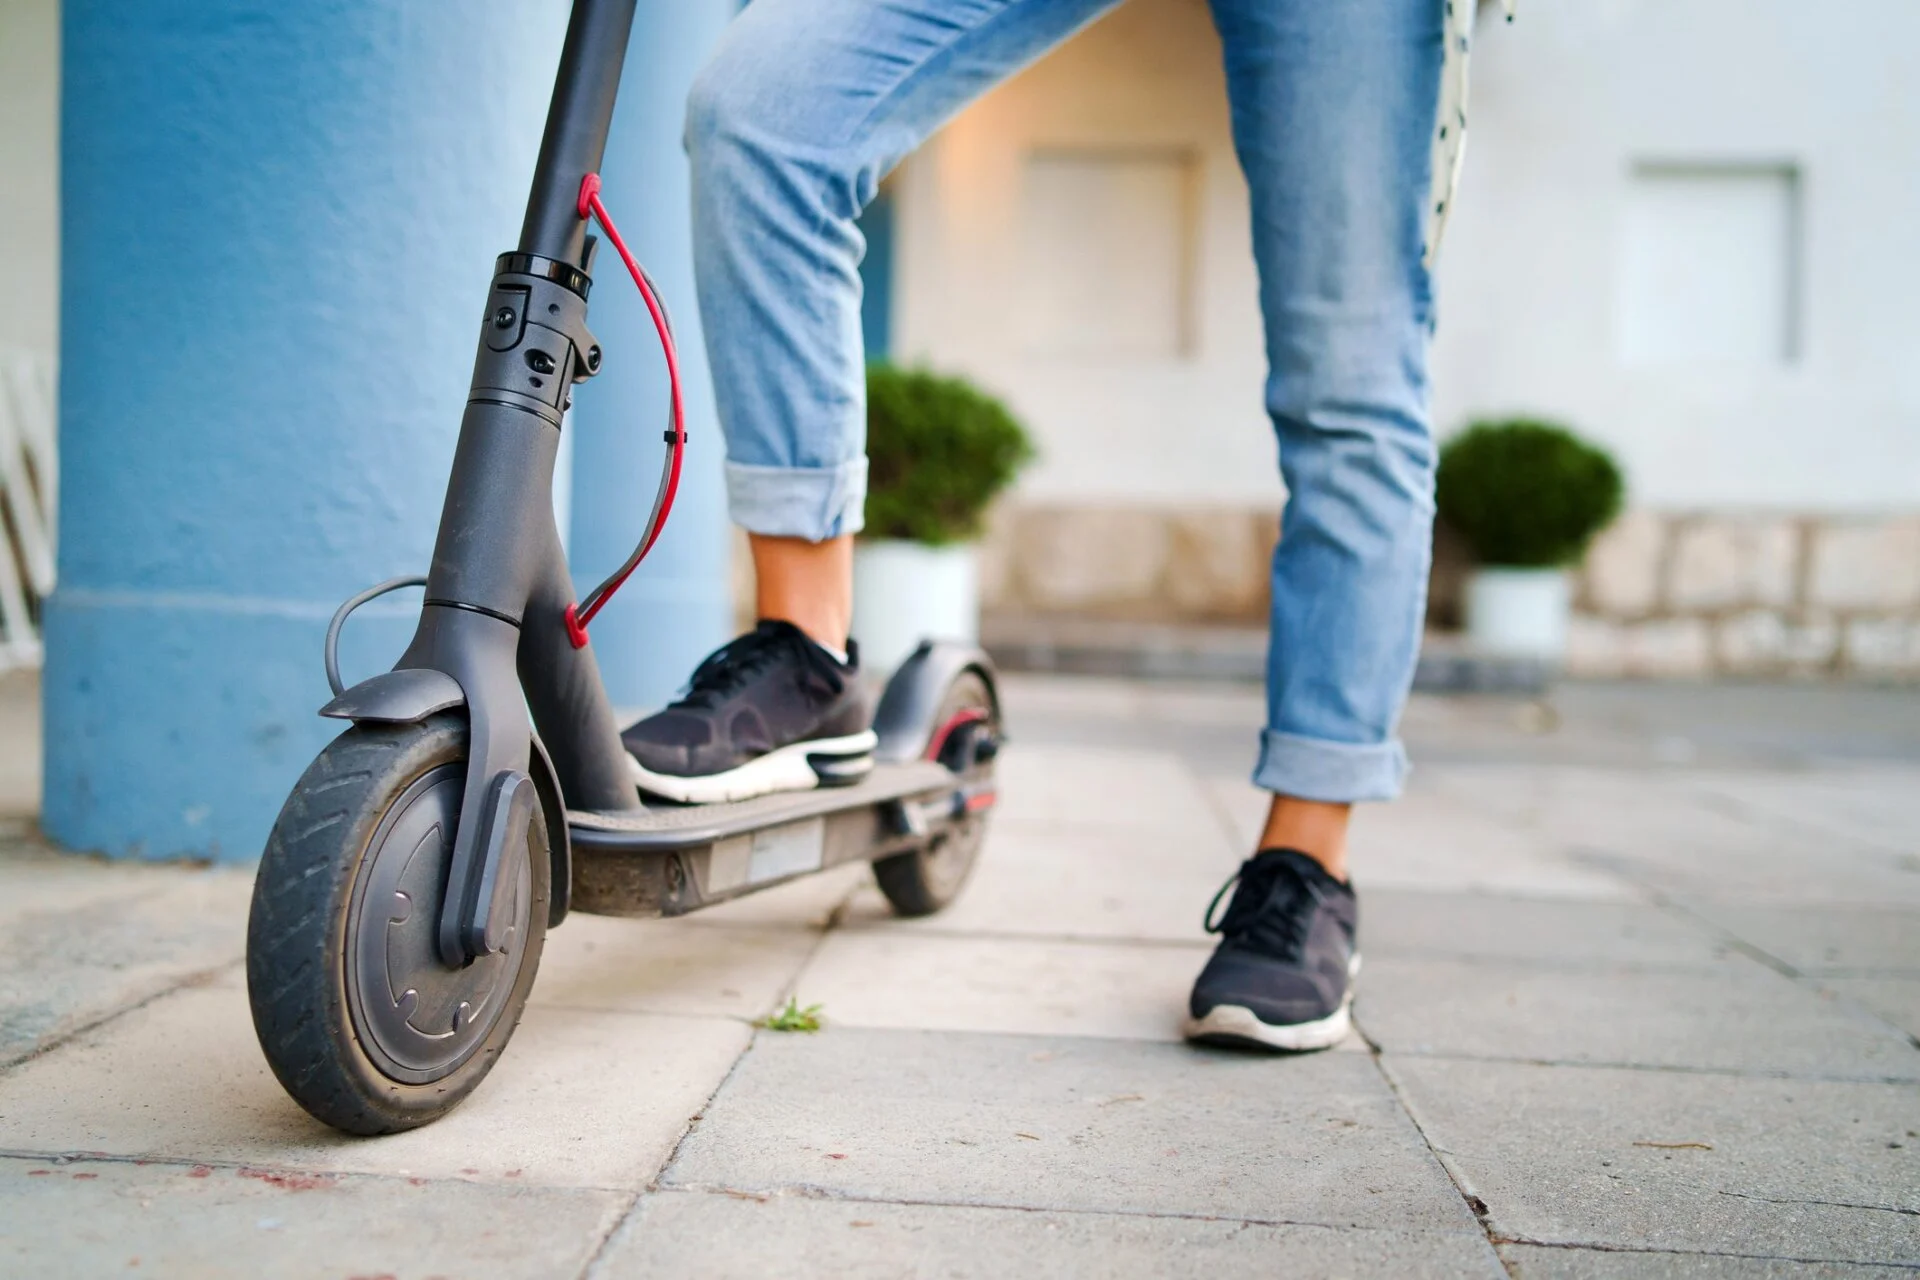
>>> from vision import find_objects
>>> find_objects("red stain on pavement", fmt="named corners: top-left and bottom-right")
top-left (238, 1168), bottom-right (337, 1191)
top-left (185, 1167), bottom-right (213, 1179)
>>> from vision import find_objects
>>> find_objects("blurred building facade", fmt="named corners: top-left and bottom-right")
top-left (8, 0), bottom-right (1920, 681)
top-left (876, 0), bottom-right (1920, 679)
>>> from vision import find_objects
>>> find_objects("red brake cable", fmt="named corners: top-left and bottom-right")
top-left (562, 171), bottom-right (687, 649)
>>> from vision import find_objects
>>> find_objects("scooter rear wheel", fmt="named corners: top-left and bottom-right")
top-left (873, 669), bottom-right (997, 917)
top-left (246, 715), bottom-right (547, 1135)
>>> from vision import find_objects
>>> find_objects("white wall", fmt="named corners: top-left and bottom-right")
top-left (1432, 0), bottom-right (1920, 511)
top-left (894, 0), bottom-right (1281, 507)
top-left (0, 0), bottom-right (59, 355)
top-left (898, 0), bottom-right (1920, 516)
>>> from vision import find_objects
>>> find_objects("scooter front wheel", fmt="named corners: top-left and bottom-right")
top-left (246, 715), bottom-right (547, 1135)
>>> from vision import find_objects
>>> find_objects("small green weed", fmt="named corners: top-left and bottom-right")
top-left (755, 997), bottom-right (824, 1033)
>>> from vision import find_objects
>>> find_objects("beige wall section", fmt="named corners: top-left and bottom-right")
top-left (899, 0), bottom-right (1920, 514)
top-left (891, 0), bottom-right (1280, 508)
top-left (0, 0), bottom-right (60, 355)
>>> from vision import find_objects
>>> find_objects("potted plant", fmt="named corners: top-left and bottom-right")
top-left (1436, 418), bottom-right (1624, 660)
top-left (854, 363), bottom-right (1035, 676)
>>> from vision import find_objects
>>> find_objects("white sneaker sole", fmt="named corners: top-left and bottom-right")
top-left (1182, 954), bottom-right (1361, 1053)
top-left (627, 730), bottom-right (878, 805)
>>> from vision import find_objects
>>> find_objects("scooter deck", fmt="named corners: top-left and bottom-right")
top-left (565, 759), bottom-right (957, 919)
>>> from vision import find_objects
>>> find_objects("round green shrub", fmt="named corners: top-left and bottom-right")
top-left (1436, 419), bottom-right (1624, 567)
top-left (864, 363), bottom-right (1035, 545)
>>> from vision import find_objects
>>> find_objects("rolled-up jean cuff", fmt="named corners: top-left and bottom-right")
top-left (1253, 729), bottom-right (1408, 803)
top-left (724, 457), bottom-right (868, 541)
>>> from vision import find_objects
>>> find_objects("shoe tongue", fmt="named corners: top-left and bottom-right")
top-left (1219, 849), bottom-right (1327, 960)
top-left (754, 618), bottom-right (808, 642)
top-left (1253, 847), bottom-right (1338, 888)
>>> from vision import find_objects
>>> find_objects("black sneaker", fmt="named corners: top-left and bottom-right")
top-left (1183, 848), bottom-right (1359, 1052)
top-left (621, 619), bottom-right (875, 804)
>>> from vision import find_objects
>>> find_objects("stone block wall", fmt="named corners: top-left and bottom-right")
top-left (977, 505), bottom-right (1280, 625)
top-left (1569, 512), bottom-right (1920, 678)
top-left (972, 503), bottom-right (1920, 679)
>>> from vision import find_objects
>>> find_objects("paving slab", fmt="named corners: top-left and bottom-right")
top-left (1684, 904), bottom-right (1920, 975)
top-left (0, 835), bottom-right (220, 918)
top-left (1454, 770), bottom-right (1920, 908)
top-left (666, 1027), bottom-right (1478, 1231)
top-left (592, 1188), bottom-right (1505, 1279)
top-left (997, 672), bottom-right (1159, 722)
top-left (532, 914), bottom-right (820, 1021)
top-left (1690, 768), bottom-right (1920, 857)
top-left (1360, 891), bottom-right (1727, 968)
top-left (1387, 1056), bottom-right (1920, 1266)
top-left (0, 1154), bottom-right (624, 1279)
top-left (1819, 977), bottom-right (1920, 1041)
top-left (836, 816), bottom-right (1239, 943)
top-left (0, 983), bottom-right (749, 1189)
top-left (1204, 777), bottom-right (1638, 902)
top-left (1497, 1244), bottom-right (1908, 1279)
top-left (1357, 952), bottom-right (1918, 1079)
top-left (1592, 841), bottom-right (1920, 911)
top-left (994, 743), bottom-right (1222, 832)
top-left (0, 862), bottom-right (252, 1066)
top-left (792, 930), bottom-right (1239, 1044)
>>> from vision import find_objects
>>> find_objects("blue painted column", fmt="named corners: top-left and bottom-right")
top-left (45, 1), bottom-right (568, 861)
top-left (568, 4), bottom-right (737, 713)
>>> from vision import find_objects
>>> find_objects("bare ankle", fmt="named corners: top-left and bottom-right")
top-left (1257, 795), bottom-right (1351, 882)
top-left (749, 532), bottom-right (853, 651)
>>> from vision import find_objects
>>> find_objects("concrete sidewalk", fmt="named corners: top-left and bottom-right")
top-left (1, 670), bottom-right (1916, 1277)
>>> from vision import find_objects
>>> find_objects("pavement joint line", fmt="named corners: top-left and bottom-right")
top-left (582, 878), bottom-right (868, 1278)
top-left (521, 1002), bottom-right (773, 1029)
top-left (1806, 966), bottom-right (1920, 980)
top-left (1370, 1047), bottom-right (1920, 1085)
top-left (1494, 1236), bottom-right (1920, 1271)
top-left (576, 1189), bottom-right (644, 1280)
top-left (1366, 1046), bottom-right (1507, 1257)
top-left (0, 956), bottom-right (242, 1077)
top-left (646, 1179), bottom-right (1493, 1238)
top-left (1712, 1188), bottom-right (1920, 1219)
top-left (1576, 851), bottom-right (1920, 1056)
top-left (829, 925), bottom-right (1217, 951)
top-left (1195, 759), bottom-right (1258, 863)
top-left (1360, 950), bottom-right (1760, 977)
top-left (0, 1148), bottom-right (629, 1195)
top-left (726, 1021), bottom-right (1233, 1048)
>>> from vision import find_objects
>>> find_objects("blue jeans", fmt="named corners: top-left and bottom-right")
top-left (686, 0), bottom-right (1443, 803)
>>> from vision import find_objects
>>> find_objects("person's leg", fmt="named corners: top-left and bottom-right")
top-left (1187, 0), bottom-right (1445, 1050)
top-left (623, 0), bottom-right (1122, 803)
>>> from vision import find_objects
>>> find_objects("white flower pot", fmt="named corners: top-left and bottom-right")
top-left (852, 539), bottom-right (979, 678)
top-left (1464, 567), bottom-right (1570, 660)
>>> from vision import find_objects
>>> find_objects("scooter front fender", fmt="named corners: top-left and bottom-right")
top-left (319, 668), bottom-right (467, 724)
top-left (317, 663), bottom-right (573, 930)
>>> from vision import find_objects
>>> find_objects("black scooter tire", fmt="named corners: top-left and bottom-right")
top-left (873, 669), bottom-right (996, 917)
top-left (246, 715), bottom-right (547, 1135)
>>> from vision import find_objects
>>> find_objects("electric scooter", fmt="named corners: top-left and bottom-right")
top-left (243, 0), bottom-right (1001, 1137)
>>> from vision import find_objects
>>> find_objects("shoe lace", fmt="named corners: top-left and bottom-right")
top-left (671, 623), bottom-right (842, 712)
top-left (1202, 853), bottom-right (1325, 963)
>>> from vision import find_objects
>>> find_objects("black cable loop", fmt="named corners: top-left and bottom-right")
top-left (324, 575), bottom-right (428, 698)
